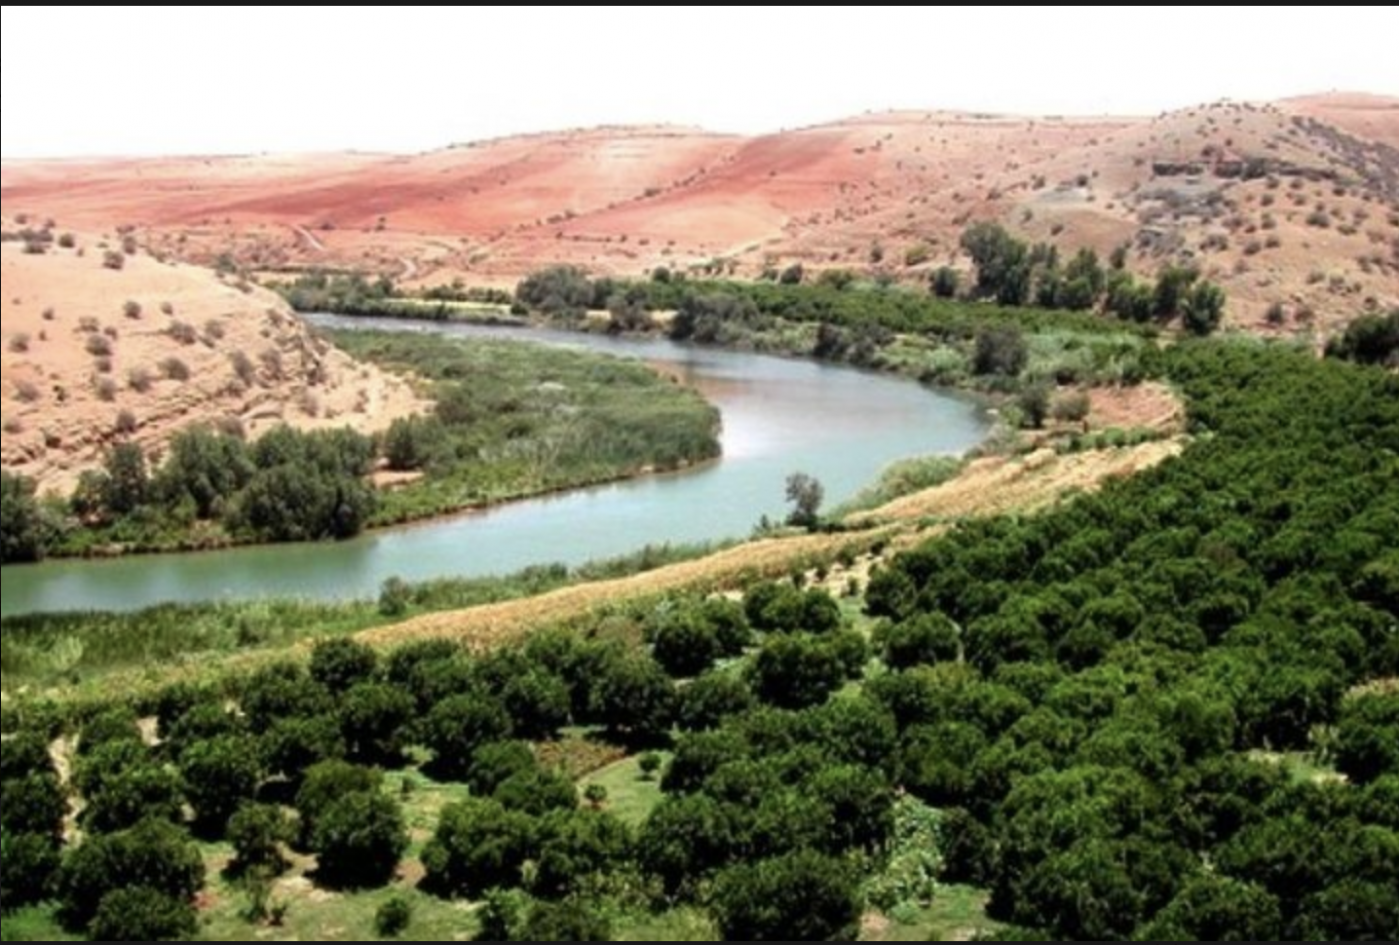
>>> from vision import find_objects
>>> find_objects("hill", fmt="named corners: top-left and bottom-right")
top-left (0, 229), bottom-right (421, 494)
top-left (2, 94), bottom-right (1395, 334)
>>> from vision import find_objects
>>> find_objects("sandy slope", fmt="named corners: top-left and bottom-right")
top-left (3, 95), bottom-right (1395, 334)
top-left (0, 236), bottom-right (423, 494)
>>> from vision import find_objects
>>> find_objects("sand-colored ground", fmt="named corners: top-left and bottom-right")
top-left (0, 235), bottom-right (424, 494)
top-left (4, 94), bottom-right (1394, 336)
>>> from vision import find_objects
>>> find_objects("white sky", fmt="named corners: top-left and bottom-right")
top-left (2, 5), bottom-right (1394, 158)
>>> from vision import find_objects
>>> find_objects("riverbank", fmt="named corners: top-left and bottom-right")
top-left (5, 330), bottom-right (722, 564)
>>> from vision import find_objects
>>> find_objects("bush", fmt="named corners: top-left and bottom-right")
top-left (711, 850), bottom-right (862, 941)
top-left (228, 803), bottom-right (293, 877)
top-left (102, 250), bottom-right (126, 270)
top-left (973, 326), bottom-right (1028, 377)
top-left (422, 798), bottom-right (536, 897)
top-left (7, 333), bottom-right (30, 354)
top-left (310, 791), bottom-right (408, 890)
top-left (932, 266), bottom-right (961, 299)
top-left (55, 819), bottom-right (205, 932)
top-left (122, 300), bottom-right (142, 320)
top-left (1, 831), bottom-right (61, 913)
top-left (85, 333), bottom-right (113, 357)
top-left (296, 760), bottom-right (383, 845)
top-left (179, 735), bottom-right (262, 838)
top-left (89, 886), bottom-right (198, 942)
top-left (1051, 391), bottom-right (1092, 424)
top-left (310, 638), bottom-right (379, 694)
top-left (160, 357), bottom-right (191, 382)
top-left (375, 896), bottom-right (413, 938)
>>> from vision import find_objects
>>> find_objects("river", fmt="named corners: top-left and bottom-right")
top-left (0, 317), bottom-right (989, 617)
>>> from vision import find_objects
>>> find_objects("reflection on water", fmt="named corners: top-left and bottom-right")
top-left (0, 318), bottom-right (989, 617)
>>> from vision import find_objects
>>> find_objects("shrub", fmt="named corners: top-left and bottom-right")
top-left (122, 300), bottom-right (142, 320)
top-left (95, 377), bottom-right (119, 402)
top-left (179, 735), bottom-right (263, 838)
top-left (160, 357), bottom-right (191, 381)
top-left (905, 244), bottom-right (932, 268)
top-left (375, 896), bottom-right (413, 938)
top-left (973, 326), bottom-right (1028, 377)
top-left (1, 831), bottom-right (62, 913)
top-left (102, 250), bottom-right (126, 270)
top-left (8, 333), bottom-right (30, 353)
top-left (167, 321), bottom-right (199, 345)
top-left (55, 819), bottom-right (205, 932)
top-left (228, 803), bottom-right (293, 877)
top-left (85, 333), bottom-right (113, 357)
top-left (89, 886), bottom-right (198, 942)
top-left (932, 266), bottom-right (961, 299)
top-left (1051, 391), bottom-right (1092, 424)
top-left (127, 367), bottom-right (153, 393)
top-left (311, 791), bottom-right (408, 890)
top-left (711, 850), bottom-right (862, 942)
top-left (57, 233), bottom-right (76, 249)
top-left (310, 638), bottom-right (379, 694)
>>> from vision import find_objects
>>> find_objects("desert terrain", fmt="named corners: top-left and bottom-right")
top-left (0, 233), bottom-right (422, 494)
top-left (3, 94), bottom-right (1395, 335)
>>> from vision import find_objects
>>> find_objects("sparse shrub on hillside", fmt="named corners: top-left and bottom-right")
top-left (230, 350), bottom-right (257, 386)
top-left (122, 300), bottom-right (142, 320)
top-left (12, 380), bottom-right (41, 404)
top-left (127, 367), bottom-right (153, 393)
top-left (57, 233), bottom-right (76, 249)
top-left (114, 410), bottom-right (138, 435)
top-left (932, 266), bottom-right (961, 299)
top-left (1265, 302), bottom-right (1287, 326)
top-left (85, 334), bottom-right (113, 358)
top-left (95, 378), bottom-right (119, 402)
top-left (779, 264), bottom-right (805, 286)
top-left (167, 321), bottom-right (199, 345)
top-left (1051, 391), bottom-right (1092, 423)
top-left (102, 250), bottom-right (125, 271)
top-left (160, 357), bottom-right (191, 382)
top-left (8, 333), bottom-right (31, 353)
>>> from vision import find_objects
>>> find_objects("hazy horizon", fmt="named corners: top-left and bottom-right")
top-left (2, 5), bottom-right (1395, 159)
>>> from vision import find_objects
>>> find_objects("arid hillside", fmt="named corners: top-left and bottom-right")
top-left (0, 230), bottom-right (422, 494)
top-left (3, 94), bottom-right (1395, 334)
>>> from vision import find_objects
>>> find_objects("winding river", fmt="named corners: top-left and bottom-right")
top-left (0, 317), bottom-right (989, 617)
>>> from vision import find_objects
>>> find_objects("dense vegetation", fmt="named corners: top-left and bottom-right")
top-left (2, 340), bottom-right (1394, 941)
top-left (273, 272), bottom-right (515, 321)
top-left (328, 331), bottom-right (720, 528)
top-left (0, 333), bottom-right (719, 563)
top-left (514, 265), bottom-right (1153, 402)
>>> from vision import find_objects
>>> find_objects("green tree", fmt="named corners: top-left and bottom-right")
top-left (0, 773), bottom-right (68, 840)
top-left (55, 819), bottom-right (205, 933)
top-left (749, 634), bottom-right (852, 710)
top-left (228, 803), bottom-right (294, 877)
top-left (310, 637), bottom-right (380, 694)
top-left (295, 760), bottom-right (383, 847)
top-left (375, 896), bottom-right (414, 938)
top-left (1182, 280), bottom-right (1227, 336)
top-left (711, 850), bottom-right (862, 941)
top-left (81, 762), bottom-right (183, 834)
top-left (420, 693), bottom-right (513, 781)
top-left (932, 266), bottom-right (961, 299)
top-left (156, 427), bottom-right (254, 519)
top-left (785, 472), bottom-right (825, 529)
top-left (89, 886), bottom-right (198, 942)
top-left (973, 326), bottom-right (1028, 377)
top-left (179, 735), bottom-right (263, 838)
top-left (338, 683), bottom-right (414, 766)
top-left (677, 672), bottom-right (756, 731)
top-left (1326, 310), bottom-right (1399, 367)
top-left (652, 611), bottom-right (722, 679)
top-left (590, 653), bottom-right (675, 744)
top-left (0, 472), bottom-right (51, 563)
top-left (532, 809), bottom-right (633, 898)
top-left (422, 798), bottom-right (537, 898)
top-left (1141, 873), bottom-right (1283, 942)
top-left (0, 830), bottom-right (61, 913)
top-left (311, 791), bottom-right (408, 890)
top-left (877, 613), bottom-right (960, 669)
top-left (99, 442), bottom-right (151, 517)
